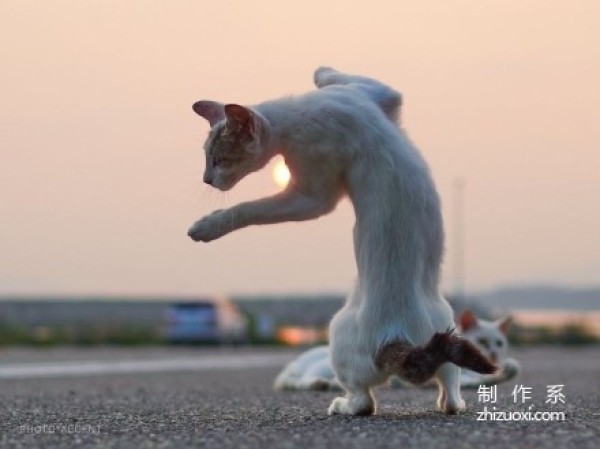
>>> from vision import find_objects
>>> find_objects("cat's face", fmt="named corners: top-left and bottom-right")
top-left (192, 101), bottom-right (269, 191)
top-left (202, 121), bottom-right (263, 191)
top-left (459, 310), bottom-right (511, 365)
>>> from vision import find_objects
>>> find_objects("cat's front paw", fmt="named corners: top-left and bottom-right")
top-left (187, 211), bottom-right (230, 242)
top-left (502, 358), bottom-right (521, 381)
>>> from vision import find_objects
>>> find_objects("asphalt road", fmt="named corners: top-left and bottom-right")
top-left (0, 346), bottom-right (598, 449)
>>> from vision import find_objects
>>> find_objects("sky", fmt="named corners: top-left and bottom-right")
top-left (1, 1), bottom-right (599, 297)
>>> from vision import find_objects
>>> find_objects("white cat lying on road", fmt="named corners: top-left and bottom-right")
top-left (274, 310), bottom-right (520, 391)
top-left (455, 310), bottom-right (520, 388)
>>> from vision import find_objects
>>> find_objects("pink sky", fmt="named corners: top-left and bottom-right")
top-left (1, 1), bottom-right (599, 296)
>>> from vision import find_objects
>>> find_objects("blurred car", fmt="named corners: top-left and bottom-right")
top-left (164, 298), bottom-right (247, 344)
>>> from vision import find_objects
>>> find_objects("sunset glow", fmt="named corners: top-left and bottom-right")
top-left (1, 1), bottom-right (598, 295)
top-left (272, 158), bottom-right (291, 189)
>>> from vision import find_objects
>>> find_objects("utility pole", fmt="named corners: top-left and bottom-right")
top-left (453, 177), bottom-right (466, 300)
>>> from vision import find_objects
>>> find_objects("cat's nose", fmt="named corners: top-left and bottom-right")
top-left (203, 175), bottom-right (213, 186)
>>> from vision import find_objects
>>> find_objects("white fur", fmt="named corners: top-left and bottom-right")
top-left (190, 67), bottom-right (462, 415)
top-left (274, 346), bottom-right (341, 391)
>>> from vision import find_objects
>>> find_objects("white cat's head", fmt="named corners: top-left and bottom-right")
top-left (192, 101), bottom-right (271, 191)
top-left (459, 310), bottom-right (511, 365)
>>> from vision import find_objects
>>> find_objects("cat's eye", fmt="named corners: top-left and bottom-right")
top-left (212, 157), bottom-right (235, 168)
top-left (477, 338), bottom-right (489, 348)
top-left (496, 340), bottom-right (504, 347)
top-left (218, 158), bottom-right (235, 168)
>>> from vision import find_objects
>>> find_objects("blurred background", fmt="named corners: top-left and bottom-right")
top-left (1, 0), bottom-right (599, 347)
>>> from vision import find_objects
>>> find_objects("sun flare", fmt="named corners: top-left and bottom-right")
top-left (272, 158), bottom-right (291, 189)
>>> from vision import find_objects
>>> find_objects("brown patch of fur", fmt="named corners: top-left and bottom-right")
top-left (375, 329), bottom-right (497, 385)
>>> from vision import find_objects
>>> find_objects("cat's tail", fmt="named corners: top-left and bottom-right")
top-left (375, 329), bottom-right (497, 385)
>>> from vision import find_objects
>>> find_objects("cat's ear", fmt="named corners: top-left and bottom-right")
top-left (224, 104), bottom-right (258, 136)
top-left (192, 100), bottom-right (225, 127)
top-left (459, 310), bottom-right (478, 332)
top-left (496, 316), bottom-right (512, 335)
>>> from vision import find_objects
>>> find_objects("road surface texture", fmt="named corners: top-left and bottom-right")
top-left (0, 346), bottom-right (598, 449)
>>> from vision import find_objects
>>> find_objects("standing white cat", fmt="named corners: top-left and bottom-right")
top-left (189, 67), bottom-right (495, 415)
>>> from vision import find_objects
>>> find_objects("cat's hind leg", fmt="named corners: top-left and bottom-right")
top-left (435, 363), bottom-right (466, 414)
top-left (327, 306), bottom-right (380, 415)
top-left (313, 66), bottom-right (353, 88)
top-left (328, 385), bottom-right (375, 416)
top-left (313, 66), bottom-right (401, 122)
top-left (327, 352), bottom-right (378, 414)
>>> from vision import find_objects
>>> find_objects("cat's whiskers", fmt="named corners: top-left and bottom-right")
top-left (203, 188), bottom-right (222, 216)
top-left (222, 191), bottom-right (235, 231)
